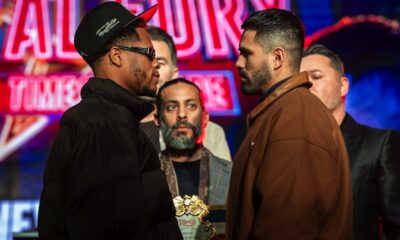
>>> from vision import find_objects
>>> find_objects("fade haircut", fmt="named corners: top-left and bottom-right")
top-left (90, 24), bottom-right (143, 69)
top-left (148, 26), bottom-right (177, 67)
top-left (303, 44), bottom-right (345, 76)
top-left (242, 8), bottom-right (304, 71)
top-left (156, 78), bottom-right (204, 116)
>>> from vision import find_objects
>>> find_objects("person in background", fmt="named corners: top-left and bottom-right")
top-left (38, 3), bottom-right (182, 239)
top-left (139, 26), bottom-right (232, 161)
top-left (301, 43), bottom-right (400, 240)
top-left (155, 78), bottom-right (232, 205)
top-left (227, 9), bottom-right (352, 239)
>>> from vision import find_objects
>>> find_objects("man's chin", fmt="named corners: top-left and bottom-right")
top-left (166, 136), bottom-right (197, 150)
top-left (173, 130), bottom-right (193, 137)
top-left (140, 86), bottom-right (157, 98)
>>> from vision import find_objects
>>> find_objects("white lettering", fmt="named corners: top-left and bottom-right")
top-left (8, 75), bottom-right (88, 113)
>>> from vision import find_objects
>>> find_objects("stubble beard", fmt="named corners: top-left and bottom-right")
top-left (132, 67), bottom-right (156, 97)
top-left (240, 62), bottom-right (271, 95)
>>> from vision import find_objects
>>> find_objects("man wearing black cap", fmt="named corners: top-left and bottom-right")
top-left (38, 2), bottom-right (183, 239)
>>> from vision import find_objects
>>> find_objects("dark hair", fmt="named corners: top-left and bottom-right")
top-left (156, 78), bottom-right (204, 115)
top-left (147, 26), bottom-right (177, 67)
top-left (303, 44), bottom-right (345, 76)
top-left (242, 8), bottom-right (304, 70)
top-left (90, 26), bottom-right (142, 69)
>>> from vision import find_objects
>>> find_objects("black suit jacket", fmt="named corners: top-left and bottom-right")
top-left (340, 114), bottom-right (400, 240)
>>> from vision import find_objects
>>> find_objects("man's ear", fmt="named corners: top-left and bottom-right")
top-left (171, 67), bottom-right (179, 79)
top-left (202, 111), bottom-right (209, 130)
top-left (108, 46), bottom-right (123, 67)
top-left (271, 47), bottom-right (285, 70)
top-left (154, 113), bottom-right (160, 128)
top-left (340, 76), bottom-right (349, 98)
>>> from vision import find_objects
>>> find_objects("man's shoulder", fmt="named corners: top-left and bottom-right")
top-left (205, 121), bottom-right (225, 139)
top-left (207, 121), bottom-right (223, 131)
top-left (207, 149), bottom-right (232, 169)
top-left (61, 98), bottom-right (135, 130)
top-left (342, 114), bottom-right (390, 140)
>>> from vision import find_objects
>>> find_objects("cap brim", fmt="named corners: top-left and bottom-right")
top-left (138, 4), bottom-right (158, 23)
top-left (123, 4), bottom-right (158, 28)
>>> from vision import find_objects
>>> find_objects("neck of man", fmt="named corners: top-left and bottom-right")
top-left (165, 144), bottom-right (204, 163)
top-left (331, 102), bottom-right (346, 126)
top-left (262, 68), bottom-right (297, 93)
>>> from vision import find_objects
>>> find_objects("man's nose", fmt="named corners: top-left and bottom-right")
top-left (236, 55), bottom-right (244, 69)
top-left (153, 59), bottom-right (160, 69)
top-left (177, 107), bottom-right (187, 120)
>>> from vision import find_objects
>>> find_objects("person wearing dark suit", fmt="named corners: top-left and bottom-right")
top-left (301, 44), bottom-right (400, 240)
top-left (154, 78), bottom-right (232, 205)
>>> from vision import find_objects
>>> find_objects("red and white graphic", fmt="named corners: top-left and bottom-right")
top-left (0, 115), bottom-right (49, 162)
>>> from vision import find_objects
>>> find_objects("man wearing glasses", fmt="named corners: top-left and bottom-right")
top-left (38, 2), bottom-right (182, 240)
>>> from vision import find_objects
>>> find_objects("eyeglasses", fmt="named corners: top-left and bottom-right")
top-left (116, 45), bottom-right (156, 61)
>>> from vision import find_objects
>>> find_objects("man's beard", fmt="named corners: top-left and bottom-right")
top-left (131, 67), bottom-right (157, 97)
top-left (161, 119), bottom-right (202, 151)
top-left (239, 62), bottom-right (271, 95)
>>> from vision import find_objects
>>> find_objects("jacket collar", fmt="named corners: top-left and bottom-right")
top-left (247, 71), bottom-right (311, 125)
top-left (81, 77), bottom-right (154, 121)
top-left (340, 113), bottom-right (365, 141)
top-left (159, 146), bottom-right (210, 203)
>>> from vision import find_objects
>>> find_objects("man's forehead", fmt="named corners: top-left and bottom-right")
top-left (304, 55), bottom-right (333, 70)
top-left (151, 40), bottom-right (171, 55)
top-left (240, 30), bottom-right (257, 43)
top-left (239, 30), bottom-right (264, 51)
top-left (303, 54), bottom-right (330, 64)
top-left (131, 27), bottom-right (152, 46)
top-left (161, 84), bottom-right (201, 101)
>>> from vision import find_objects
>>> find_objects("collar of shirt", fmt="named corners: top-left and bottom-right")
top-left (260, 77), bottom-right (291, 102)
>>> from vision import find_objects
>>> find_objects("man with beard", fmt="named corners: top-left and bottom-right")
top-left (139, 27), bottom-right (232, 162)
top-left (154, 78), bottom-right (232, 205)
top-left (226, 9), bottom-right (352, 240)
top-left (301, 44), bottom-right (400, 240)
top-left (38, 2), bottom-right (182, 239)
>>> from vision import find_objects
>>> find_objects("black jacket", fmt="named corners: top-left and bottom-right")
top-left (38, 78), bottom-right (182, 240)
top-left (341, 114), bottom-right (400, 240)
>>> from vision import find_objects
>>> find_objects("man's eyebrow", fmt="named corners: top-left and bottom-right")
top-left (156, 56), bottom-right (168, 62)
top-left (163, 100), bottom-right (178, 104)
top-left (164, 99), bottom-right (198, 103)
top-left (238, 47), bottom-right (252, 54)
top-left (309, 69), bottom-right (322, 74)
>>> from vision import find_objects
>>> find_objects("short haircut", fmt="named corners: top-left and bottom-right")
top-left (156, 78), bottom-right (204, 116)
top-left (303, 44), bottom-right (345, 76)
top-left (147, 26), bottom-right (177, 67)
top-left (242, 8), bottom-right (304, 70)
top-left (90, 26), bottom-right (142, 69)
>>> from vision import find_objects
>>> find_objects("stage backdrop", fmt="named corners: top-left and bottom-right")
top-left (0, 0), bottom-right (399, 239)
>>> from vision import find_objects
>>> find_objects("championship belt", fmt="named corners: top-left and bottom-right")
top-left (173, 195), bottom-right (216, 239)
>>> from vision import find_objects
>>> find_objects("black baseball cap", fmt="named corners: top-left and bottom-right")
top-left (74, 2), bottom-right (157, 64)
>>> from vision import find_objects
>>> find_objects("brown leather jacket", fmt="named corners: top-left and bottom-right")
top-left (227, 72), bottom-right (352, 240)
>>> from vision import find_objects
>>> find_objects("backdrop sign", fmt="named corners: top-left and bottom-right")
top-left (0, 0), bottom-right (290, 164)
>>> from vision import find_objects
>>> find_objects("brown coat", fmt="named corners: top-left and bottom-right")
top-left (227, 72), bottom-right (352, 240)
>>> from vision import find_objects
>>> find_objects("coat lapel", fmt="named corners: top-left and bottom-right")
top-left (160, 149), bottom-right (210, 203)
